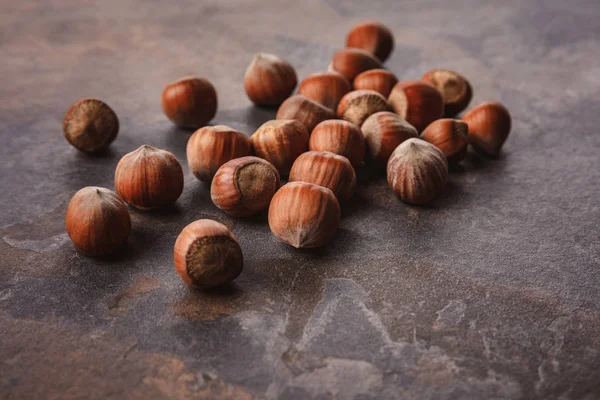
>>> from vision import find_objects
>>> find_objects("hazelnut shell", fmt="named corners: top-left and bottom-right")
top-left (161, 77), bottom-right (217, 128)
top-left (353, 69), bottom-right (398, 98)
top-left (337, 89), bottom-right (391, 126)
top-left (462, 102), bottom-right (511, 157)
top-left (361, 111), bottom-right (418, 165)
top-left (346, 21), bottom-right (394, 62)
top-left (422, 69), bottom-right (472, 117)
top-left (388, 80), bottom-right (444, 132)
top-left (330, 48), bottom-right (382, 83)
top-left (298, 72), bottom-right (352, 110)
top-left (309, 120), bottom-right (366, 168)
top-left (420, 119), bottom-right (469, 165)
top-left (244, 53), bottom-right (298, 106)
top-left (63, 98), bottom-right (119, 153)
top-left (251, 119), bottom-right (309, 175)
top-left (276, 95), bottom-right (337, 133)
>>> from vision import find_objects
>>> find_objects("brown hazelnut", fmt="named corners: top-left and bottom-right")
top-left (268, 182), bottom-right (340, 248)
top-left (330, 48), bottom-right (382, 83)
top-left (65, 186), bottom-right (131, 257)
top-left (309, 120), bottom-right (366, 168)
top-left (420, 119), bottom-right (469, 165)
top-left (250, 120), bottom-right (309, 175)
top-left (174, 219), bottom-right (243, 288)
top-left (115, 145), bottom-right (184, 210)
top-left (422, 69), bottom-right (472, 117)
top-left (361, 111), bottom-right (418, 165)
top-left (161, 77), bottom-right (218, 128)
top-left (388, 80), bottom-right (444, 132)
top-left (244, 53), bottom-right (298, 106)
top-left (337, 89), bottom-right (391, 126)
top-left (275, 95), bottom-right (336, 133)
top-left (289, 151), bottom-right (356, 201)
top-left (210, 156), bottom-right (280, 217)
top-left (462, 102), bottom-right (511, 157)
top-left (387, 138), bottom-right (448, 205)
top-left (353, 69), bottom-right (398, 97)
top-left (63, 98), bottom-right (119, 153)
top-left (186, 125), bottom-right (252, 182)
top-left (298, 72), bottom-right (352, 110)
top-left (346, 21), bottom-right (394, 62)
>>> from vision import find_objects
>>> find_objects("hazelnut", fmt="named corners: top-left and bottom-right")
top-left (289, 151), bottom-right (356, 201)
top-left (361, 111), bottom-right (418, 165)
top-left (353, 69), bottom-right (398, 97)
top-left (387, 138), bottom-right (448, 205)
top-left (298, 72), bottom-right (352, 110)
top-left (65, 186), bottom-right (131, 257)
top-left (309, 120), bottom-right (366, 168)
top-left (422, 69), bottom-right (472, 117)
top-left (161, 77), bottom-right (218, 128)
top-left (420, 119), bottom-right (469, 165)
top-left (250, 120), bottom-right (308, 175)
top-left (346, 21), bottom-right (394, 62)
top-left (244, 53), bottom-right (298, 106)
top-left (115, 145), bottom-right (184, 210)
top-left (462, 102), bottom-right (511, 157)
top-left (174, 219), bottom-right (243, 288)
top-left (268, 182), bottom-right (340, 248)
top-left (63, 98), bottom-right (119, 153)
top-left (330, 48), bottom-right (382, 83)
top-left (275, 95), bottom-right (336, 134)
top-left (211, 156), bottom-right (280, 217)
top-left (388, 80), bottom-right (444, 132)
top-left (337, 89), bottom-right (391, 126)
top-left (186, 125), bottom-right (252, 182)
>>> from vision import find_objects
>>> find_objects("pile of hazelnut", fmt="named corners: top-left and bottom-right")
top-left (64, 21), bottom-right (512, 289)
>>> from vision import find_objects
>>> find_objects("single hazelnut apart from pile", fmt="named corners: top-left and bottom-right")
top-left (298, 72), bottom-right (352, 110)
top-left (422, 69), bottom-right (472, 117)
top-left (244, 53), bottom-right (297, 106)
top-left (462, 102), bottom-right (511, 157)
top-left (353, 69), bottom-right (398, 98)
top-left (115, 145), bottom-right (184, 210)
top-left (186, 125), bottom-right (252, 182)
top-left (251, 120), bottom-right (309, 175)
top-left (276, 95), bottom-right (336, 133)
top-left (361, 111), bottom-right (418, 165)
top-left (337, 89), bottom-right (390, 126)
top-left (65, 187), bottom-right (131, 257)
top-left (420, 119), bottom-right (469, 165)
top-left (289, 151), bottom-right (356, 201)
top-left (211, 156), bottom-right (280, 217)
top-left (388, 80), bottom-right (444, 132)
top-left (63, 98), bottom-right (119, 153)
top-left (161, 77), bottom-right (217, 128)
top-left (387, 138), bottom-right (448, 205)
top-left (346, 21), bottom-right (394, 62)
top-left (174, 219), bottom-right (243, 288)
top-left (329, 48), bottom-right (382, 83)
top-left (268, 182), bottom-right (340, 248)
top-left (309, 120), bottom-right (366, 168)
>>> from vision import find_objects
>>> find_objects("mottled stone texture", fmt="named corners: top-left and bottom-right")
top-left (1, 1), bottom-right (600, 399)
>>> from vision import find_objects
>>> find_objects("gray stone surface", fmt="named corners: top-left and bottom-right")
top-left (1, 0), bottom-right (599, 399)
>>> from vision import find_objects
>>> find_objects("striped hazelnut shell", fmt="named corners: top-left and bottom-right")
top-left (337, 89), bottom-right (391, 126)
top-left (462, 102), bottom-right (511, 157)
top-left (251, 119), bottom-right (309, 175)
top-left (330, 48), bottom-right (382, 83)
top-left (63, 98), bottom-right (119, 153)
top-left (346, 21), bottom-right (395, 62)
top-left (420, 119), bottom-right (469, 165)
top-left (276, 95), bottom-right (337, 133)
top-left (388, 80), bottom-right (444, 132)
top-left (298, 72), bottom-right (352, 110)
top-left (309, 119), bottom-right (366, 168)
top-left (422, 69), bottom-right (472, 117)
top-left (244, 53), bottom-right (298, 106)
top-left (361, 111), bottom-right (418, 165)
top-left (353, 69), bottom-right (398, 97)
top-left (161, 77), bottom-right (217, 128)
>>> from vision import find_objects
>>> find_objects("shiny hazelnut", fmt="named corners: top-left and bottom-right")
top-left (420, 119), bottom-right (469, 165)
top-left (65, 186), bottom-right (131, 257)
top-left (330, 48), bottom-right (382, 83)
top-left (462, 102), bottom-right (511, 157)
top-left (250, 120), bottom-right (309, 175)
top-left (161, 77), bottom-right (218, 128)
top-left (244, 53), bottom-right (298, 106)
top-left (289, 151), bottom-right (356, 201)
top-left (309, 120), bottom-right (366, 168)
top-left (387, 138), bottom-right (448, 205)
top-left (211, 156), bottom-right (280, 217)
top-left (361, 111), bottom-right (418, 165)
top-left (186, 125), bottom-right (252, 182)
top-left (115, 145), bottom-right (184, 210)
top-left (337, 89), bottom-right (391, 126)
top-left (275, 95), bottom-right (336, 133)
top-left (268, 182), bottom-right (340, 248)
top-left (346, 21), bottom-right (394, 62)
top-left (174, 219), bottom-right (243, 288)
top-left (353, 69), bottom-right (398, 97)
top-left (388, 80), bottom-right (444, 132)
top-left (298, 72), bottom-right (352, 110)
top-left (63, 98), bottom-right (119, 153)
top-left (422, 69), bottom-right (472, 117)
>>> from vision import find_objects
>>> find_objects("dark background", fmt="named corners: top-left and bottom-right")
top-left (1, 0), bottom-right (599, 399)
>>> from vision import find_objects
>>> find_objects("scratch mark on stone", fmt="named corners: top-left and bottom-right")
top-left (3, 233), bottom-right (69, 254)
